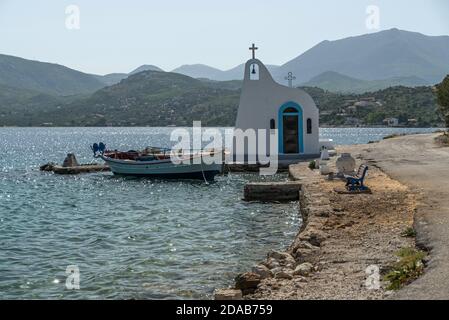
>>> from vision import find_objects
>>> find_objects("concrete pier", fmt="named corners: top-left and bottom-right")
top-left (52, 164), bottom-right (110, 174)
top-left (40, 153), bottom-right (110, 174)
top-left (40, 162), bottom-right (110, 174)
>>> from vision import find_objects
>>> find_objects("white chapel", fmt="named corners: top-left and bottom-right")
top-left (234, 44), bottom-right (320, 162)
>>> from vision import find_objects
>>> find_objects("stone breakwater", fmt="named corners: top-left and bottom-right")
top-left (216, 151), bottom-right (418, 300)
top-left (228, 165), bottom-right (331, 298)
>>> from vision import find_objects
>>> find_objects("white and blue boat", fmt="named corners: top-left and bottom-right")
top-left (92, 143), bottom-right (223, 181)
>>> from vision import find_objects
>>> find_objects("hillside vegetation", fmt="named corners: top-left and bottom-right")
top-left (0, 71), bottom-right (240, 126)
top-left (0, 70), bottom-right (442, 127)
top-left (311, 86), bottom-right (440, 127)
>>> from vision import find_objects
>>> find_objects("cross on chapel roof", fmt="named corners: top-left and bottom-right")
top-left (249, 43), bottom-right (258, 59)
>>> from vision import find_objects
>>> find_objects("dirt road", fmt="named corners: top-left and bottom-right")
top-left (345, 133), bottom-right (449, 299)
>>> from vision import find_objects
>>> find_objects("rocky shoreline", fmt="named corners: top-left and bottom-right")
top-left (215, 147), bottom-right (419, 300)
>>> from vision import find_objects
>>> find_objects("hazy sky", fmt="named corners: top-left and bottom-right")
top-left (0, 0), bottom-right (448, 75)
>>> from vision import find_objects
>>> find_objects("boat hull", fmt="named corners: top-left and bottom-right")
top-left (101, 156), bottom-right (223, 181)
top-left (112, 170), bottom-right (220, 181)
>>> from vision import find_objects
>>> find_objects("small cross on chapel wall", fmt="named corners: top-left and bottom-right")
top-left (285, 72), bottom-right (296, 88)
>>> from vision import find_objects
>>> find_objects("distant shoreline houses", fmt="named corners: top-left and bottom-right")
top-left (383, 117), bottom-right (399, 127)
top-left (319, 96), bottom-right (434, 128)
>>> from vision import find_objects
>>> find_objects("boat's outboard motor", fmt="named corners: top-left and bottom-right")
top-left (99, 142), bottom-right (106, 154)
top-left (92, 142), bottom-right (106, 157)
top-left (92, 143), bottom-right (99, 156)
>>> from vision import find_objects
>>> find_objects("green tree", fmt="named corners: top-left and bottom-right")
top-left (365, 112), bottom-right (386, 125)
top-left (437, 75), bottom-right (449, 130)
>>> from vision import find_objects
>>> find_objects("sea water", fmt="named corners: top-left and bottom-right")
top-left (0, 127), bottom-right (437, 299)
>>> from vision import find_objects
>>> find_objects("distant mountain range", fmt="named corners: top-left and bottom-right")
top-left (302, 71), bottom-right (430, 94)
top-left (1, 28), bottom-right (448, 96)
top-left (172, 29), bottom-right (449, 86)
top-left (274, 28), bottom-right (449, 85)
top-left (0, 28), bottom-right (447, 127)
top-left (172, 63), bottom-right (280, 82)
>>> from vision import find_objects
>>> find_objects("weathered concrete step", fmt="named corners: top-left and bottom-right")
top-left (226, 163), bottom-right (289, 173)
top-left (243, 181), bottom-right (302, 202)
top-left (289, 163), bottom-right (321, 182)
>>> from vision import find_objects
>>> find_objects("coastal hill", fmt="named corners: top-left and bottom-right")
top-left (0, 54), bottom-right (106, 95)
top-left (4, 71), bottom-right (240, 127)
top-left (129, 65), bottom-right (164, 74)
top-left (309, 85), bottom-right (439, 127)
top-left (0, 69), bottom-right (441, 127)
top-left (0, 53), bottom-right (167, 94)
top-left (94, 65), bottom-right (165, 86)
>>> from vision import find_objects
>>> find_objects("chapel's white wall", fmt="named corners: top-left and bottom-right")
top-left (235, 59), bottom-right (320, 155)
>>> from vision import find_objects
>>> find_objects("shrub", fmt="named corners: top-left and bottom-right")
top-left (435, 132), bottom-right (449, 146)
top-left (437, 75), bottom-right (449, 130)
top-left (308, 161), bottom-right (316, 170)
top-left (401, 227), bottom-right (417, 238)
top-left (383, 134), bottom-right (400, 140)
top-left (383, 247), bottom-right (426, 290)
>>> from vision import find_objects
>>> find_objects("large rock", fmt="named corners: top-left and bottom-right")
top-left (263, 257), bottom-right (280, 270)
top-left (235, 272), bottom-right (261, 295)
top-left (292, 240), bottom-right (321, 263)
top-left (299, 228), bottom-right (327, 247)
top-left (274, 270), bottom-right (293, 280)
top-left (267, 250), bottom-right (296, 267)
top-left (293, 248), bottom-right (320, 264)
top-left (268, 250), bottom-right (287, 260)
top-left (293, 263), bottom-right (314, 276)
top-left (295, 240), bottom-right (318, 251)
top-left (214, 289), bottom-right (243, 300)
top-left (252, 264), bottom-right (272, 279)
top-left (62, 153), bottom-right (79, 168)
top-left (309, 205), bottom-right (333, 218)
top-left (270, 267), bottom-right (283, 275)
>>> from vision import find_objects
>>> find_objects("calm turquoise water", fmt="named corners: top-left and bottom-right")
top-left (0, 127), bottom-right (438, 299)
top-left (319, 127), bottom-right (439, 145)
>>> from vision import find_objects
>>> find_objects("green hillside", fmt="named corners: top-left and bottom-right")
top-left (0, 54), bottom-right (105, 95)
top-left (309, 86), bottom-right (440, 127)
top-left (0, 69), bottom-right (443, 127)
top-left (2, 71), bottom-right (240, 127)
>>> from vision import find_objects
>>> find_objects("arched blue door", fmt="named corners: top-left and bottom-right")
top-left (278, 102), bottom-right (304, 154)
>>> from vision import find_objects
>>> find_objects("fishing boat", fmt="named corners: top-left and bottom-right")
top-left (92, 143), bottom-right (224, 181)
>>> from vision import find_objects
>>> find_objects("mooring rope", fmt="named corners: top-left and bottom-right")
top-left (199, 153), bottom-right (209, 185)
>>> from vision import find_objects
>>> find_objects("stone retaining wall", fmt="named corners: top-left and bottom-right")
top-left (214, 163), bottom-right (330, 299)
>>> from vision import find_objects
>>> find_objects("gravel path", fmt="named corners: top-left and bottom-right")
top-left (245, 162), bottom-right (415, 300)
top-left (344, 133), bottom-right (449, 299)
